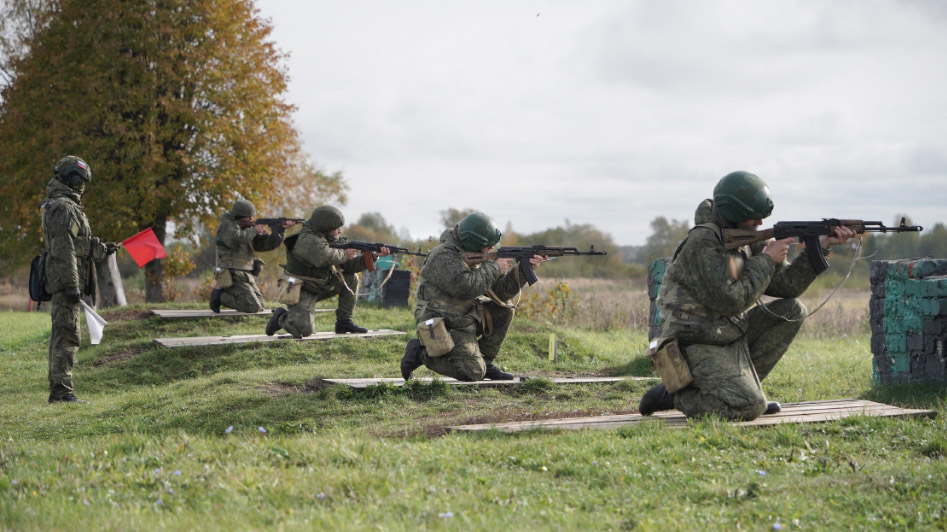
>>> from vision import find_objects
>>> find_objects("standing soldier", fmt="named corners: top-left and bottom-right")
top-left (42, 156), bottom-right (118, 403)
top-left (639, 171), bottom-right (855, 420)
top-left (266, 206), bottom-right (389, 338)
top-left (210, 199), bottom-right (295, 314)
top-left (399, 212), bottom-right (543, 381)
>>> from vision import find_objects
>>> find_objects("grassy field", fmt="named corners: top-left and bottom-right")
top-left (1, 280), bottom-right (946, 531)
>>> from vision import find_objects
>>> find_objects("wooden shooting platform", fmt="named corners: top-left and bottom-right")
top-left (447, 399), bottom-right (937, 433)
top-left (154, 329), bottom-right (404, 348)
top-left (150, 309), bottom-right (332, 319)
top-left (322, 376), bottom-right (657, 389)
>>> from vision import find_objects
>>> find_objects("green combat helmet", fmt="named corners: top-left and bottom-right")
top-left (713, 171), bottom-right (774, 223)
top-left (53, 155), bottom-right (91, 192)
top-left (310, 205), bottom-right (345, 233)
top-left (457, 212), bottom-right (502, 252)
top-left (231, 199), bottom-right (256, 218)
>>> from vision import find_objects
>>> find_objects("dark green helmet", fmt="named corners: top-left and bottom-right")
top-left (713, 171), bottom-right (774, 223)
top-left (231, 199), bottom-right (256, 218)
top-left (53, 155), bottom-right (91, 191)
top-left (310, 205), bottom-right (345, 233)
top-left (457, 212), bottom-right (501, 251)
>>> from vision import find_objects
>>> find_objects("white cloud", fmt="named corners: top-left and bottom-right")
top-left (257, 0), bottom-right (947, 244)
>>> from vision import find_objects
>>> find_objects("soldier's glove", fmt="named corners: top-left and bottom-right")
top-left (64, 288), bottom-right (82, 304)
top-left (105, 242), bottom-right (121, 255)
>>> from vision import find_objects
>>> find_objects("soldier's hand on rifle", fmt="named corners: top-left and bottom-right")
top-left (762, 238), bottom-right (792, 263)
top-left (377, 246), bottom-right (391, 257)
top-left (64, 287), bottom-right (82, 304)
top-left (527, 254), bottom-right (544, 268)
top-left (345, 248), bottom-right (360, 260)
top-left (281, 219), bottom-right (297, 229)
top-left (820, 225), bottom-right (857, 248)
top-left (496, 257), bottom-right (514, 273)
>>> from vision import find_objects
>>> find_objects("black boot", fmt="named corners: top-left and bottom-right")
top-left (483, 362), bottom-right (514, 380)
top-left (764, 401), bottom-right (782, 415)
top-left (49, 393), bottom-right (87, 404)
top-left (401, 339), bottom-right (424, 380)
top-left (335, 320), bottom-right (368, 334)
top-left (209, 288), bottom-right (222, 313)
top-left (266, 307), bottom-right (287, 336)
top-left (638, 383), bottom-right (675, 415)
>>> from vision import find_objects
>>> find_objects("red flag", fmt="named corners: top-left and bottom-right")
top-left (122, 228), bottom-right (167, 268)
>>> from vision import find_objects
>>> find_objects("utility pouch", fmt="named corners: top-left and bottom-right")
top-left (417, 317), bottom-right (454, 357)
top-left (215, 267), bottom-right (233, 289)
top-left (251, 258), bottom-right (265, 277)
top-left (277, 275), bottom-right (302, 305)
top-left (647, 337), bottom-right (693, 393)
top-left (28, 251), bottom-right (51, 302)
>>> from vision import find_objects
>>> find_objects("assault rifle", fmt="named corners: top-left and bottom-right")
top-left (723, 218), bottom-right (923, 273)
top-left (462, 245), bottom-right (607, 285)
top-left (329, 240), bottom-right (428, 271)
top-left (255, 217), bottom-right (305, 227)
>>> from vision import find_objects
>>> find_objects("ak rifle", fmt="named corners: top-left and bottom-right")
top-left (723, 217), bottom-right (922, 273)
top-left (462, 245), bottom-right (607, 285)
top-left (329, 240), bottom-right (428, 272)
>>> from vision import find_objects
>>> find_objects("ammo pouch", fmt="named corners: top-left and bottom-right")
top-left (277, 275), bottom-right (303, 305)
top-left (215, 267), bottom-right (234, 289)
top-left (251, 258), bottom-right (265, 277)
top-left (28, 251), bottom-right (51, 302)
top-left (417, 317), bottom-right (454, 357)
top-left (647, 337), bottom-right (693, 393)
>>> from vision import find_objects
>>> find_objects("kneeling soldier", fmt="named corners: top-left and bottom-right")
top-left (400, 212), bottom-right (542, 381)
top-left (211, 199), bottom-right (294, 314)
top-left (266, 206), bottom-right (389, 338)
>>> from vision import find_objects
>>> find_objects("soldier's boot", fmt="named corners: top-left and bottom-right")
top-left (401, 339), bottom-right (424, 380)
top-left (209, 288), bottom-right (222, 313)
top-left (638, 383), bottom-right (675, 415)
top-left (764, 401), bottom-right (782, 415)
top-left (49, 393), bottom-right (87, 404)
top-left (483, 362), bottom-right (514, 380)
top-left (266, 307), bottom-right (287, 336)
top-left (335, 320), bottom-right (368, 334)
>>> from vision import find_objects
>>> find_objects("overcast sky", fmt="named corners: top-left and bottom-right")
top-left (254, 0), bottom-right (947, 246)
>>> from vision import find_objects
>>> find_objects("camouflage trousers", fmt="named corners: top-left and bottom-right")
top-left (48, 291), bottom-right (81, 399)
top-left (419, 301), bottom-right (515, 381)
top-left (279, 272), bottom-right (358, 338)
top-left (220, 270), bottom-right (265, 313)
top-left (674, 298), bottom-right (806, 421)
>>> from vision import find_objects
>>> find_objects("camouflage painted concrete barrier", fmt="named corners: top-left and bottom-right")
top-left (870, 259), bottom-right (947, 383)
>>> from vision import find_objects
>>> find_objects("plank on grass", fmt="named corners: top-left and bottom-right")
top-left (446, 399), bottom-right (937, 433)
top-left (150, 308), bottom-right (332, 319)
top-left (154, 329), bottom-right (404, 348)
top-left (322, 376), bottom-right (658, 389)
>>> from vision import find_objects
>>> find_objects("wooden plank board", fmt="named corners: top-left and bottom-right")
top-left (151, 308), bottom-right (332, 319)
top-left (322, 376), bottom-right (658, 389)
top-left (154, 329), bottom-right (404, 348)
top-left (447, 399), bottom-right (937, 433)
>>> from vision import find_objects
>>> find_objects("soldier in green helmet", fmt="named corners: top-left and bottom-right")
top-left (266, 205), bottom-right (390, 338)
top-left (638, 171), bottom-right (856, 420)
top-left (42, 156), bottom-right (119, 403)
top-left (210, 199), bottom-right (295, 314)
top-left (399, 212), bottom-right (544, 381)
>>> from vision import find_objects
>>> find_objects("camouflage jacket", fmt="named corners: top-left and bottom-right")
top-left (215, 213), bottom-right (284, 271)
top-left (41, 178), bottom-right (108, 295)
top-left (284, 220), bottom-right (366, 289)
top-left (414, 228), bottom-right (526, 325)
top-left (656, 199), bottom-right (821, 344)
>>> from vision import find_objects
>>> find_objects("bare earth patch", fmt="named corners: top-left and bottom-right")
top-left (94, 345), bottom-right (149, 366)
top-left (261, 381), bottom-right (310, 396)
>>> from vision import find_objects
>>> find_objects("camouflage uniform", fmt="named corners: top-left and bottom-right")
top-left (42, 177), bottom-right (109, 401)
top-left (214, 212), bottom-right (285, 313)
top-left (655, 199), bottom-right (822, 420)
top-left (275, 220), bottom-right (367, 338)
top-left (413, 228), bottom-right (527, 381)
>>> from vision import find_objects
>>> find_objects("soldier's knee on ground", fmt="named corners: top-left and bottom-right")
top-left (452, 357), bottom-right (487, 382)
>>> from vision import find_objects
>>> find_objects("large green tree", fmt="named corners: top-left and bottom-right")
top-left (0, 0), bottom-right (341, 300)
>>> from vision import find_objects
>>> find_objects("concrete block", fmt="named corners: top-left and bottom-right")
top-left (923, 319), bottom-right (946, 336)
top-left (920, 276), bottom-right (947, 298)
top-left (909, 259), bottom-right (947, 279)
top-left (870, 332), bottom-right (888, 355)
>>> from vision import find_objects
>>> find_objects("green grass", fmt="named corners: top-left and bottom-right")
top-left (1, 302), bottom-right (946, 531)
